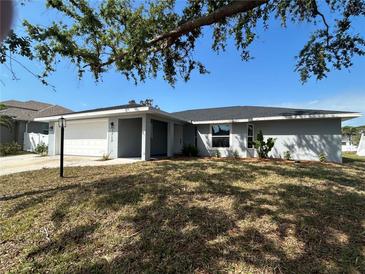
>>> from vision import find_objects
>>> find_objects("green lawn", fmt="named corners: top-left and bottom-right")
top-left (1, 156), bottom-right (364, 273)
top-left (343, 151), bottom-right (365, 163)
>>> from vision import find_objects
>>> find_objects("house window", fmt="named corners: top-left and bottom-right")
top-left (248, 124), bottom-right (254, 148)
top-left (212, 124), bottom-right (230, 148)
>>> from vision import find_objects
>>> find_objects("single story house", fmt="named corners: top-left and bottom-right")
top-left (0, 100), bottom-right (72, 147)
top-left (34, 103), bottom-right (361, 163)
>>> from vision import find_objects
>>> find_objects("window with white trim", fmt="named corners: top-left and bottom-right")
top-left (212, 124), bottom-right (230, 148)
top-left (247, 124), bottom-right (254, 148)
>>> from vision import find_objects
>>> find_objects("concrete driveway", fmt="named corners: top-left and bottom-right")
top-left (0, 154), bottom-right (140, 176)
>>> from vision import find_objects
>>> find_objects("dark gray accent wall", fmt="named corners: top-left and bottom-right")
top-left (182, 124), bottom-right (195, 147)
top-left (15, 121), bottom-right (26, 147)
top-left (0, 121), bottom-right (48, 146)
top-left (27, 122), bottom-right (49, 134)
top-left (0, 122), bottom-right (16, 144)
top-left (118, 118), bottom-right (142, 157)
top-left (151, 119), bottom-right (167, 156)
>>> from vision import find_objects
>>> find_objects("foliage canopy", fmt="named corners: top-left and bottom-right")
top-left (1, 0), bottom-right (364, 87)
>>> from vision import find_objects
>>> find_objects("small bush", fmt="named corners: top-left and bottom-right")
top-left (233, 150), bottom-right (240, 159)
top-left (227, 149), bottom-right (239, 158)
top-left (34, 143), bottom-right (48, 156)
top-left (284, 151), bottom-right (291, 160)
top-left (101, 153), bottom-right (112, 161)
top-left (254, 130), bottom-right (276, 159)
top-left (319, 152), bottom-right (327, 162)
top-left (0, 142), bottom-right (21, 156)
top-left (182, 145), bottom-right (198, 157)
top-left (214, 150), bottom-right (221, 158)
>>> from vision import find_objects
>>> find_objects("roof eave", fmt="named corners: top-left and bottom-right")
top-left (33, 106), bottom-right (189, 123)
top-left (34, 106), bottom-right (151, 122)
top-left (190, 112), bottom-right (362, 124)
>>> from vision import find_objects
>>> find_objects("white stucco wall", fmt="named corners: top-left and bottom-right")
top-left (196, 123), bottom-right (247, 157)
top-left (254, 118), bottom-right (342, 162)
top-left (194, 118), bottom-right (342, 163)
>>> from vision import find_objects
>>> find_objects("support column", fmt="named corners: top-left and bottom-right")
top-left (107, 118), bottom-right (118, 159)
top-left (141, 115), bottom-right (151, 160)
top-left (48, 122), bottom-right (56, 156)
top-left (167, 121), bottom-right (174, 157)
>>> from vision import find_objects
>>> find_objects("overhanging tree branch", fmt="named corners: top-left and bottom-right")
top-left (2, 0), bottom-right (364, 87)
top-left (148, 0), bottom-right (268, 44)
top-left (103, 0), bottom-right (268, 66)
top-left (311, 0), bottom-right (330, 46)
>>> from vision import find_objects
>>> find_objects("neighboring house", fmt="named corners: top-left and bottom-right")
top-left (35, 103), bottom-right (361, 163)
top-left (0, 100), bottom-right (72, 147)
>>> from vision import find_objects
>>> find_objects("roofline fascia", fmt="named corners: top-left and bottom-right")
top-left (34, 107), bottom-right (362, 124)
top-left (33, 106), bottom-right (189, 123)
top-left (190, 113), bottom-right (362, 124)
top-left (34, 106), bottom-right (151, 121)
top-left (148, 108), bottom-right (189, 123)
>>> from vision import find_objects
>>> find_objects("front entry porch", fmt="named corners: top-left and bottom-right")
top-left (109, 114), bottom-right (181, 161)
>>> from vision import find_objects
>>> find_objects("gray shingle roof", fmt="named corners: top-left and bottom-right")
top-left (0, 100), bottom-right (72, 121)
top-left (172, 106), bottom-right (356, 122)
top-left (1, 100), bottom-right (53, 110)
top-left (35, 105), bottom-right (73, 118)
top-left (0, 107), bottom-right (38, 121)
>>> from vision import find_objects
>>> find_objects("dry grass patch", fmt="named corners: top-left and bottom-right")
top-left (0, 156), bottom-right (364, 273)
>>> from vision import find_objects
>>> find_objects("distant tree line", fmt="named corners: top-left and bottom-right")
top-left (342, 125), bottom-right (365, 145)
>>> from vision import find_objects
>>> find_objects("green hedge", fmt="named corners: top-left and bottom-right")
top-left (0, 142), bottom-right (22, 156)
top-left (182, 144), bottom-right (198, 157)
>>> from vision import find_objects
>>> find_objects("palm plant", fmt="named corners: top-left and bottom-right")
top-left (0, 104), bottom-right (14, 130)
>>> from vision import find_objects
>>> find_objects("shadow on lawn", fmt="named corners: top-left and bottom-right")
top-left (7, 159), bottom-right (365, 273)
top-left (27, 224), bottom-right (98, 258)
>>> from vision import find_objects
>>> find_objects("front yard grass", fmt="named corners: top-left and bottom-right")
top-left (1, 156), bottom-right (364, 273)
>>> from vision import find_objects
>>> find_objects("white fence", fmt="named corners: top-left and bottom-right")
top-left (357, 133), bottom-right (365, 156)
top-left (23, 132), bottom-right (48, 152)
top-left (342, 144), bottom-right (358, 152)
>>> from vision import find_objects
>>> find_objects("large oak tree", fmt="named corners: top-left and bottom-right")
top-left (1, 0), bottom-right (364, 86)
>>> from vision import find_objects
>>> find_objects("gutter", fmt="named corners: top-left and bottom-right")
top-left (190, 112), bottom-right (362, 124)
top-left (34, 106), bottom-right (189, 124)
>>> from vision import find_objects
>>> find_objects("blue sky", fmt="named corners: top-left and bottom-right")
top-left (1, 1), bottom-right (364, 126)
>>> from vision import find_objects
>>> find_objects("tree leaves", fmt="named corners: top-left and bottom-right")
top-left (0, 0), bottom-right (364, 87)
